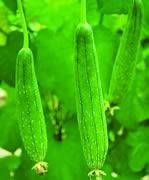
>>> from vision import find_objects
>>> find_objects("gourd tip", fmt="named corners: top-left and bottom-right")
top-left (32, 161), bottom-right (48, 175)
top-left (88, 169), bottom-right (106, 178)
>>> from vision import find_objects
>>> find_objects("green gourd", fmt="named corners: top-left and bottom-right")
top-left (108, 0), bottom-right (144, 106)
top-left (16, 0), bottom-right (48, 175)
top-left (74, 0), bottom-right (108, 178)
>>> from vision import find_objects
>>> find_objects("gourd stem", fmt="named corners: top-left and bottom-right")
top-left (17, 0), bottom-right (29, 48)
top-left (80, 0), bottom-right (87, 23)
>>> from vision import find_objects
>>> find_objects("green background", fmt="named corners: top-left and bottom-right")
top-left (0, 0), bottom-right (149, 179)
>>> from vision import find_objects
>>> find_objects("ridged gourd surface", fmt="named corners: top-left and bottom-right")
top-left (16, 48), bottom-right (47, 162)
top-left (108, 0), bottom-right (144, 105)
top-left (75, 23), bottom-right (108, 170)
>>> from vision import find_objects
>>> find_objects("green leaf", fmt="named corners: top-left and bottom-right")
top-left (126, 126), bottom-right (149, 172)
top-left (35, 27), bottom-right (75, 112)
top-left (93, 24), bottom-right (119, 95)
top-left (24, 0), bottom-right (79, 31)
top-left (0, 155), bottom-right (21, 172)
top-left (129, 143), bottom-right (149, 172)
top-left (2, 0), bottom-right (17, 13)
top-left (0, 31), bottom-right (22, 86)
top-left (99, 0), bottom-right (132, 14)
top-left (0, 83), bottom-right (21, 151)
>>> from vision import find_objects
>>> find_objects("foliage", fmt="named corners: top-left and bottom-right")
top-left (0, 0), bottom-right (149, 179)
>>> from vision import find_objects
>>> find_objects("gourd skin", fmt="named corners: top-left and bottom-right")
top-left (16, 48), bottom-right (47, 163)
top-left (75, 23), bottom-right (108, 170)
top-left (108, 0), bottom-right (144, 105)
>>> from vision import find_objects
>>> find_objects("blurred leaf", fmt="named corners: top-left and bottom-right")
top-left (107, 136), bottom-right (141, 179)
top-left (127, 126), bottom-right (149, 172)
top-left (0, 155), bottom-right (21, 172)
top-left (0, 83), bottom-right (21, 151)
top-left (0, 32), bottom-right (7, 46)
top-left (24, 0), bottom-right (79, 31)
top-left (102, 14), bottom-right (127, 33)
top-left (0, 31), bottom-right (22, 86)
top-left (143, 0), bottom-right (149, 26)
top-left (99, 0), bottom-right (132, 14)
top-left (0, 1), bottom-right (12, 33)
top-left (93, 24), bottom-right (119, 95)
top-left (0, 168), bottom-right (10, 180)
top-left (2, 0), bottom-right (17, 13)
top-left (0, 30), bottom-right (36, 86)
top-left (35, 26), bottom-right (75, 112)
top-left (86, 0), bottom-right (100, 25)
